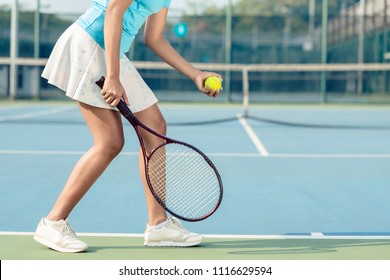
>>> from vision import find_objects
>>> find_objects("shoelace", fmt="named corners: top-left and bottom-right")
top-left (167, 217), bottom-right (181, 227)
top-left (168, 217), bottom-right (190, 233)
top-left (55, 221), bottom-right (78, 240)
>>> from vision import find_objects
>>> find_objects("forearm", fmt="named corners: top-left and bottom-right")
top-left (101, 0), bottom-right (133, 106)
top-left (146, 37), bottom-right (201, 81)
top-left (104, 8), bottom-right (122, 78)
top-left (104, 3), bottom-right (130, 79)
top-left (144, 9), bottom-right (222, 98)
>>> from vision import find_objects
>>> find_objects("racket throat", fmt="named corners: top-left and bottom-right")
top-left (135, 130), bottom-right (165, 159)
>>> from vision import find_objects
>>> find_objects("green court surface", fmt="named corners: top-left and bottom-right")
top-left (1, 235), bottom-right (390, 260)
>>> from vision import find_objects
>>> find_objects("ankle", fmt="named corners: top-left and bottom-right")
top-left (43, 217), bottom-right (58, 226)
top-left (47, 213), bottom-right (66, 222)
top-left (148, 216), bottom-right (168, 227)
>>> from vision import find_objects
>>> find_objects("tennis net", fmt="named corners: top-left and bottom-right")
top-left (1, 59), bottom-right (390, 125)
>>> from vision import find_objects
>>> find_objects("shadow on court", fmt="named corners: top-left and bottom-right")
top-left (204, 239), bottom-right (390, 259)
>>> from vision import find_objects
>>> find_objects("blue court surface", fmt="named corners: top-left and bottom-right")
top-left (1, 102), bottom-right (390, 240)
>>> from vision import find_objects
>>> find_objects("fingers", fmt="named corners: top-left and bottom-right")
top-left (101, 90), bottom-right (124, 107)
top-left (123, 93), bottom-right (130, 106)
top-left (203, 85), bottom-right (223, 98)
top-left (101, 78), bottom-right (129, 107)
top-left (202, 74), bottom-right (223, 98)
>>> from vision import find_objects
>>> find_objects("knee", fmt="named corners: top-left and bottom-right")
top-left (96, 136), bottom-right (125, 159)
top-left (154, 117), bottom-right (167, 136)
top-left (108, 136), bottom-right (125, 157)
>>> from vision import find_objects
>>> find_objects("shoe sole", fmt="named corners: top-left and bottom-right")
top-left (144, 240), bottom-right (203, 247)
top-left (34, 234), bottom-right (88, 253)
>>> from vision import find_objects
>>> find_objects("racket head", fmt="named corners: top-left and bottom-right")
top-left (146, 141), bottom-right (223, 222)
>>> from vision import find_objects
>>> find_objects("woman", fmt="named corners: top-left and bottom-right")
top-left (33, 0), bottom-right (222, 253)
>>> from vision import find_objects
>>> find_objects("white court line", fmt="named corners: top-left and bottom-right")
top-left (268, 154), bottom-right (390, 159)
top-left (311, 232), bottom-right (325, 237)
top-left (1, 150), bottom-right (390, 159)
top-left (0, 150), bottom-right (87, 156)
top-left (237, 114), bottom-right (269, 156)
top-left (0, 150), bottom-right (138, 156)
top-left (0, 106), bottom-right (76, 122)
top-left (209, 153), bottom-right (390, 159)
top-left (1, 231), bottom-right (390, 240)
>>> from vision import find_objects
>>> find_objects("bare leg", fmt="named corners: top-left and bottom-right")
top-left (135, 104), bottom-right (168, 226)
top-left (47, 102), bottom-right (124, 221)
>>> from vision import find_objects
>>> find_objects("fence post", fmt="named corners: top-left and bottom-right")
top-left (357, 0), bottom-right (366, 95)
top-left (225, 0), bottom-right (232, 102)
top-left (32, 0), bottom-right (41, 99)
top-left (321, 0), bottom-right (328, 103)
top-left (10, 0), bottom-right (19, 100)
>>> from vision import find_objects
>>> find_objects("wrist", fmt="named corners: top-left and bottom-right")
top-left (106, 73), bottom-right (120, 80)
top-left (190, 69), bottom-right (202, 82)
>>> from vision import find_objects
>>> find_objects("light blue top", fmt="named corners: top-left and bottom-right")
top-left (77, 0), bottom-right (171, 55)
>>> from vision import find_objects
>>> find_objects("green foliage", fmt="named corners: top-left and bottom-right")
top-left (0, 5), bottom-right (11, 28)
top-left (183, 0), bottom-right (361, 16)
top-left (180, 0), bottom-right (363, 35)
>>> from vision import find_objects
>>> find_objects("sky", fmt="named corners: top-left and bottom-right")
top-left (0, 0), bottom-right (230, 13)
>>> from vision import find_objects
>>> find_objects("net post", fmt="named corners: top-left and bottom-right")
top-left (242, 67), bottom-right (250, 118)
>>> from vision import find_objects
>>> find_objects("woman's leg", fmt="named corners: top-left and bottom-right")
top-left (136, 104), bottom-right (203, 247)
top-left (134, 104), bottom-right (168, 226)
top-left (47, 102), bottom-right (125, 221)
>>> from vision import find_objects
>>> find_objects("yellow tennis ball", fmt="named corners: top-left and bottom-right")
top-left (205, 76), bottom-right (222, 91)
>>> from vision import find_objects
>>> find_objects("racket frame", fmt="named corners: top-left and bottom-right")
top-left (96, 77), bottom-right (223, 221)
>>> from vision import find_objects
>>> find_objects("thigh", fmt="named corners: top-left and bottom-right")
top-left (78, 102), bottom-right (124, 144)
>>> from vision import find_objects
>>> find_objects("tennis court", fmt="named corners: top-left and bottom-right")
top-left (2, 0), bottom-right (390, 268)
top-left (1, 101), bottom-right (390, 260)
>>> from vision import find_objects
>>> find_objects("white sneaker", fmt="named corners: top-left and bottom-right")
top-left (144, 217), bottom-right (204, 247)
top-left (34, 218), bottom-right (88, 253)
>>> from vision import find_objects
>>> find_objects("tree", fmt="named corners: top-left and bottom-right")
top-left (183, 0), bottom-right (361, 17)
top-left (181, 0), bottom-right (362, 34)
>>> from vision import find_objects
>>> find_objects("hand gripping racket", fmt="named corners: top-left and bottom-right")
top-left (96, 77), bottom-right (223, 222)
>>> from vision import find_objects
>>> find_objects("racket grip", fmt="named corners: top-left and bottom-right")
top-left (95, 76), bottom-right (105, 89)
top-left (117, 100), bottom-right (135, 121)
top-left (94, 76), bottom-right (137, 123)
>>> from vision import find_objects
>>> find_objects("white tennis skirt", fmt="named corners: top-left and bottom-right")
top-left (42, 23), bottom-right (158, 112)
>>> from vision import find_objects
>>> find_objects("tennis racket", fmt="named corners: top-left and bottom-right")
top-left (96, 77), bottom-right (223, 222)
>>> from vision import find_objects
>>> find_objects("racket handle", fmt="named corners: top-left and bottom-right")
top-left (117, 100), bottom-right (137, 123)
top-left (95, 76), bottom-right (137, 124)
top-left (95, 76), bottom-right (105, 89)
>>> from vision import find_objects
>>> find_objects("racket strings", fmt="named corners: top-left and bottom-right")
top-left (152, 158), bottom-right (214, 195)
top-left (147, 143), bottom-right (221, 220)
top-left (149, 147), bottom-right (214, 190)
top-left (170, 186), bottom-right (220, 218)
top-left (150, 148), bottom-right (215, 191)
